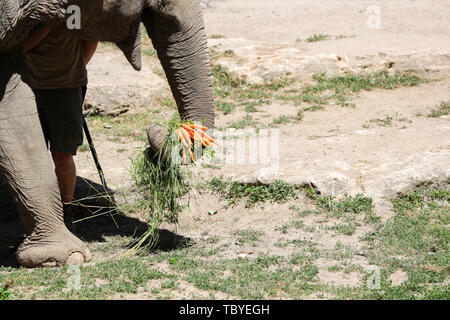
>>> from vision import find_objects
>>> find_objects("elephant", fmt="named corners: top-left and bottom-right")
top-left (0, 0), bottom-right (215, 267)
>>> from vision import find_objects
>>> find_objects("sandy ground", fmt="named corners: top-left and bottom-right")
top-left (202, 0), bottom-right (450, 82)
top-left (202, 0), bottom-right (450, 53)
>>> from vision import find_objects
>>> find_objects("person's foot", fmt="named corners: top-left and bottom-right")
top-left (63, 203), bottom-right (77, 234)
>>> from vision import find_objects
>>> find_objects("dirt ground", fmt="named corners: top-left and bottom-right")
top-left (0, 0), bottom-right (449, 300)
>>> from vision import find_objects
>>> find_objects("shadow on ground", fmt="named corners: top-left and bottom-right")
top-left (0, 176), bottom-right (192, 268)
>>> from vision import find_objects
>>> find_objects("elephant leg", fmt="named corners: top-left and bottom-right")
top-left (17, 203), bottom-right (35, 236)
top-left (0, 55), bottom-right (90, 267)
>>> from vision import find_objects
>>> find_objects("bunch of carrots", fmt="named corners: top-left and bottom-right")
top-left (175, 123), bottom-right (219, 163)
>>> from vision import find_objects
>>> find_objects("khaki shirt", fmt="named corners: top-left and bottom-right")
top-left (22, 30), bottom-right (87, 89)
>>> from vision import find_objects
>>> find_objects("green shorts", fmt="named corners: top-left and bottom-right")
top-left (32, 86), bottom-right (86, 155)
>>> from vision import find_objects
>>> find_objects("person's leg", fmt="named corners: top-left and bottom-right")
top-left (51, 151), bottom-right (77, 204)
top-left (37, 87), bottom-right (84, 231)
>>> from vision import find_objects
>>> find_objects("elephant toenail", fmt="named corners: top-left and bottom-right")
top-left (66, 252), bottom-right (85, 265)
top-left (42, 259), bottom-right (57, 268)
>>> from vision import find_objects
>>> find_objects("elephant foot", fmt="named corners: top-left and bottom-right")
top-left (16, 228), bottom-right (91, 268)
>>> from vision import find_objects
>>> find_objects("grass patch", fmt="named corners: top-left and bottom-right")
top-left (227, 114), bottom-right (257, 129)
top-left (233, 230), bottom-right (265, 246)
top-left (310, 190), bottom-right (374, 214)
top-left (278, 70), bottom-right (423, 111)
top-left (143, 46), bottom-right (157, 57)
top-left (211, 64), bottom-right (292, 118)
top-left (0, 285), bottom-right (11, 300)
top-left (215, 101), bottom-right (235, 115)
top-left (276, 220), bottom-right (317, 234)
top-left (302, 105), bottom-right (325, 112)
top-left (241, 99), bottom-right (272, 113)
top-left (428, 100), bottom-right (450, 118)
top-left (334, 223), bottom-right (357, 236)
top-left (270, 115), bottom-right (293, 127)
top-left (0, 257), bottom-right (175, 299)
top-left (208, 177), bottom-right (298, 208)
top-left (363, 113), bottom-right (413, 129)
top-left (309, 70), bottom-right (423, 93)
top-left (211, 64), bottom-right (424, 128)
top-left (360, 187), bottom-right (450, 299)
top-left (303, 34), bottom-right (355, 43)
top-left (306, 34), bottom-right (331, 42)
top-left (78, 144), bottom-right (90, 153)
top-left (305, 187), bottom-right (379, 224)
top-left (179, 254), bottom-right (319, 299)
top-left (223, 50), bottom-right (235, 57)
top-left (278, 90), bottom-right (330, 107)
top-left (212, 64), bottom-right (247, 99)
top-left (88, 112), bottom-right (156, 142)
top-left (299, 70), bottom-right (422, 107)
top-left (156, 97), bottom-right (177, 109)
top-left (370, 115), bottom-right (394, 127)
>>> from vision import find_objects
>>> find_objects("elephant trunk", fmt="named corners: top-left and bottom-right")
top-left (142, 0), bottom-right (214, 153)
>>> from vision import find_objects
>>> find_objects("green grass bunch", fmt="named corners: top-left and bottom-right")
top-left (208, 177), bottom-right (298, 208)
top-left (129, 118), bottom-right (195, 252)
top-left (429, 100), bottom-right (450, 118)
top-left (0, 285), bottom-right (11, 300)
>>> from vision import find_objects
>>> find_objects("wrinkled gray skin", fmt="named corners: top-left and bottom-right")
top-left (0, 0), bottom-right (214, 267)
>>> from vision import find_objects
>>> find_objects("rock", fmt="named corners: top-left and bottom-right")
top-left (257, 165), bottom-right (282, 184)
top-left (209, 38), bottom-right (450, 84)
top-left (84, 100), bottom-right (129, 117)
top-left (325, 172), bottom-right (350, 195)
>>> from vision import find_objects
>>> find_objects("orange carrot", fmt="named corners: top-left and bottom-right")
top-left (192, 129), bottom-right (203, 142)
top-left (181, 124), bottom-right (194, 133)
top-left (180, 128), bottom-right (192, 146)
top-left (190, 124), bottom-right (209, 130)
top-left (186, 130), bottom-right (195, 140)
top-left (179, 135), bottom-right (190, 149)
top-left (193, 128), bottom-right (206, 136)
top-left (186, 128), bottom-right (199, 141)
top-left (197, 130), bottom-right (219, 146)
top-left (193, 128), bottom-right (210, 138)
